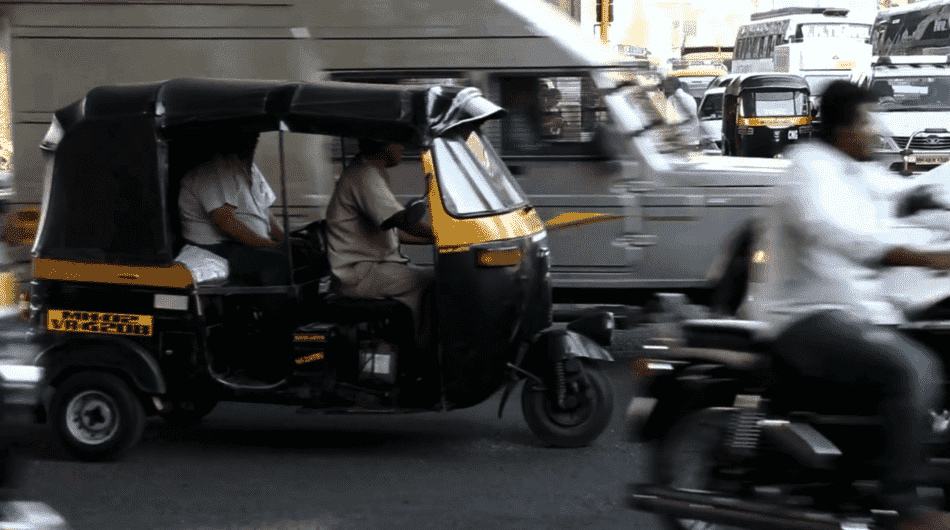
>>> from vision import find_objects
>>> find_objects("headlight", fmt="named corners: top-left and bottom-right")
top-left (872, 134), bottom-right (900, 152)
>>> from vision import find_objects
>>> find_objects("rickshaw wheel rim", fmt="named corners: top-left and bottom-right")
top-left (65, 390), bottom-right (121, 446)
top-left (541, 384), bottom-right (595, 428)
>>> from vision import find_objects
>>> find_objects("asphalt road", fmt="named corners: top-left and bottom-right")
top-left (11, 331), bottom-right (659, 530)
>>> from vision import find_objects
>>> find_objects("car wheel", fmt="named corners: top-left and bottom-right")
top-left (49, 371), bottom-right (145, 461)
top-left (522, 362), bottom-right (613, 448)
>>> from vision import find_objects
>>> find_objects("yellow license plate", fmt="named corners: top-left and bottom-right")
top-left (47, 310), bottom-right (153, 337)
top-left (916, 156), bottom-right (950, 165)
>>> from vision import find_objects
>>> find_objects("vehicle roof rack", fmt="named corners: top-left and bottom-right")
top-left (750, 7), bottom-right (849, 21)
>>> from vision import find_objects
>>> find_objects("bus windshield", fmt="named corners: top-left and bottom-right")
top-left (869, 76), bottom-right (950, 111)
top-left (432, 131), bottom-right (528, 217)
top-left (797, 23), bottom-right (869, 41)
top-left (740, 90), bottom-right (809, 117)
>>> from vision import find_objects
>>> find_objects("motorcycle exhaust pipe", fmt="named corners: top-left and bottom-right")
top-left (629, 484), bottom-right (870, 530)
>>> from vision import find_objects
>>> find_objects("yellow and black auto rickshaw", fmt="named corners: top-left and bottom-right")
top-left (27, 79), bottom-right (615, 460)
top-left (721, 74), bottom-right (813, 158)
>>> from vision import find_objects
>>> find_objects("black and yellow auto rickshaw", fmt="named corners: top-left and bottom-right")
top-left (27, 79), bottom-right (615, 460)
top-left (721, 74), bottom-right (813, 158)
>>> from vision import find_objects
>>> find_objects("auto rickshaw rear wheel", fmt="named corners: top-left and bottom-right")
top-left (521, 362), bottom-right (613, 448)
top-left (49, 371), bottom-right (146, 461)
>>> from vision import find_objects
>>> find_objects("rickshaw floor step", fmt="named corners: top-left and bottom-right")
top-left (296, 406), bottom-right (427, 415)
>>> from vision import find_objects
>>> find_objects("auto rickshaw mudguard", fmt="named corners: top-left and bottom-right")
top-left (34, 337), bottom-right (166, 395)
top-left (520, 328), bottom-right (613, 379)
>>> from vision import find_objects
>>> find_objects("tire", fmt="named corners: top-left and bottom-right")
top-left (654, 408), bottom-right (738, 530)
top-left (49, 372), bottom-right (146, 461)
top-left (522, 363), bottom-right (613, 448)
top-left (161, 396), bottom-right (217, 427)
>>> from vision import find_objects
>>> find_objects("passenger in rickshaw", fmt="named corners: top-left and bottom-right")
top-left (325, 138), bottom-right (434, 343)
top-left (178, 133), bottom-right (289, 285)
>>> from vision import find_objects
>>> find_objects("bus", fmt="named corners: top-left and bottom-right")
top-left (732, 7), bottom-right (873, 97)
top-left (872, 0), bottom-right (950, 56)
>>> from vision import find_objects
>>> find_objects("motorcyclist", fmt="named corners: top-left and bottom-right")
top-left (747, 80), bottom-right (950, 529)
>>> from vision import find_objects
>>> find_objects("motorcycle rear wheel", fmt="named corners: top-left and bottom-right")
top-left (653, 408), bottom-right (742, 530)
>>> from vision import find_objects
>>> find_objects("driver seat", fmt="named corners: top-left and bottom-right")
top-left (308, 220), bottom-right (415, 327)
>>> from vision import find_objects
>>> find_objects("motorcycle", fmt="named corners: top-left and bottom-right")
top-left (626, 208), bottom-right (950, 529)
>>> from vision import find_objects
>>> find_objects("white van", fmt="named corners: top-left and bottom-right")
top-left (853, 55), bottom-right (950, 174)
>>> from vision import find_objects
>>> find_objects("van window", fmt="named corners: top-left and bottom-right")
top-left (699, 93), bottom-right (723, 120)
top-left (494, 75), bottom-right (608, 157)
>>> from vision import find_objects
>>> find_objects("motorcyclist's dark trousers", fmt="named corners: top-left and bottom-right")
top-left (773, 310), bottom-right (943, 518)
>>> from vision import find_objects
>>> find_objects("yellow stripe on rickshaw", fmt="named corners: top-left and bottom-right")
top-left (737, 116), bottom-right (812, 128)
top-left (34, 258), bottom-right (193, 289)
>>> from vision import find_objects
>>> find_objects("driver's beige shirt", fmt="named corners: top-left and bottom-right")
top-left (325, 159), bottom-right (407, 286)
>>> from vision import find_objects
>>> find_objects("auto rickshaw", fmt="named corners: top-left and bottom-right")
top-left (27, 79), bottom-right (616, 460)
top-left (721, 74), bottom-right (813, 158)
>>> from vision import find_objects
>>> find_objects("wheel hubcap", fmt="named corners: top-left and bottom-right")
top-left (65, 390), bottom-right (120, 446)
top-left (543, 380), bottom-right (595, 428)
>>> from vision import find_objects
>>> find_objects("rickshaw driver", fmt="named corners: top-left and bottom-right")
top-left (178, 133), bottom-right (289, 285)
top-left (325, 138), bottom-right (434, 343)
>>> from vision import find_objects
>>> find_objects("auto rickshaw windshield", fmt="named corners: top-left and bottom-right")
top-left (739, 90), bottom-right (810, 117)
top-left (432, 130), bottom-right (528, 217)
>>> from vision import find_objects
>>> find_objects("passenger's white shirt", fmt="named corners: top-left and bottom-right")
top-left (178, 154), bottom-right (276, 245)
top-left (744, 141), bottom-right (912, 334)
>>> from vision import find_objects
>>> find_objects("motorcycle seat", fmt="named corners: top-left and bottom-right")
top-left (681, 319), bottom-right (771, 353)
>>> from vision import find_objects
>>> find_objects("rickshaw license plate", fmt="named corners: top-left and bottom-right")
top-left (787, 130), bottom-right (799, 140)
top-left (47, 309), bottom-right (153, 337)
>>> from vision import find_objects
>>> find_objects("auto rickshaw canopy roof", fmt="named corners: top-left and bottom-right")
top-left (43, 78), bottom-right (505, 150)
top-left (724, 74), bottom-right (810, 96)
top-left (34, 79), bottom-right (504, 266)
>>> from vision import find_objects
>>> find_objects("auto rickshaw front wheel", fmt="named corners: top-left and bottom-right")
top-left (49, 372), bottom-right (146, 461)
top-left (521, 362), bottom-right (613, 448)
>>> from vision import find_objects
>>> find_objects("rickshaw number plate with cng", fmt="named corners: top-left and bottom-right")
top-left (788, 130), bottom-right (799, 140)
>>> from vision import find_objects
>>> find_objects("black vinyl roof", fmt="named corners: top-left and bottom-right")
top-left (45, 78), bottom-right (504, 149)
top-left (724, 74), bottom-right (810, 95)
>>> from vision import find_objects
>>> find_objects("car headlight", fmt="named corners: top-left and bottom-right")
top-left (872, 134), bottom-right (900, 152)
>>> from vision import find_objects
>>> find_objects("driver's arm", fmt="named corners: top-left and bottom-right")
top-left (268, 213), bottom-right (285, 242)
top-left (210, 205), bottom-right (278, 248)
top-left (397, 218), bottom-right (433, 244)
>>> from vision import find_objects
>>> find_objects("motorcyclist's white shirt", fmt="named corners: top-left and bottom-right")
top-left (743, 141), bottom-right (908, 335)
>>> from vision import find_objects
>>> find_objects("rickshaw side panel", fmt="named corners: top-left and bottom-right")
top-left (35, 116), bottom-right (175, 265)
top-left (435, 234), bottom-right (551, 409)
top-left (30, 280), bottom-right (200, 397)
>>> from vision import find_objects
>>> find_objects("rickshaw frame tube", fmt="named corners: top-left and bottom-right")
top-left (35, 337), bottom-right (166, 396)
